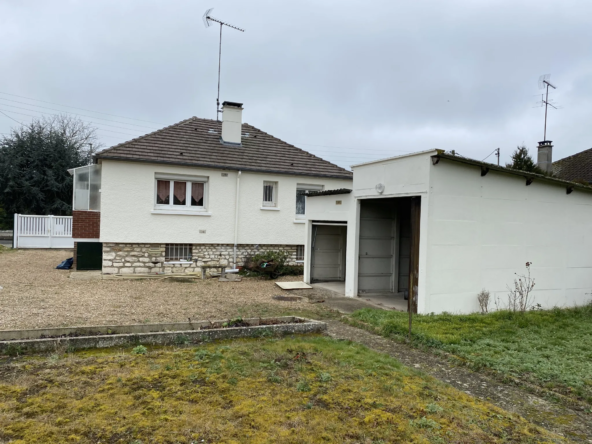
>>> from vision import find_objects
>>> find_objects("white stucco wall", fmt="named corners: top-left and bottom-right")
top-left (99, 159), bottom-right (351, 245)
top-left (304, 192), bottom-right (357, 295)
top-left (425, 158), bottom-right (592, 313)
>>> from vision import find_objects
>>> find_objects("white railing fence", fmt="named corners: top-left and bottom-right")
top-left (13, 214), bottom-right (74, 249)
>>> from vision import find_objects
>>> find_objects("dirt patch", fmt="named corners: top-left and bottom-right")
top-left (0, 250), bottom-right (334, 330)
top-left (325, 319), bottom-right (592, 442)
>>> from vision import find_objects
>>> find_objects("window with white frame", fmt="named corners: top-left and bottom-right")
top-left (296, 245), bottom-right (305, 262)
top-left (165, 244), bottom-right (193, 262)
top-left (155, 175), bottom-right (207, 210)
top-left (262, 181), bottom-right (278, 207)
top-left (296, 184), bottom-right (323, 217)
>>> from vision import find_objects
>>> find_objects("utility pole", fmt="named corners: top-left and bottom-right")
top-left (495, 148), bottom-right (500, 166)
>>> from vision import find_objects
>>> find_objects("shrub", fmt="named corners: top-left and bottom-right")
top-left (477, 289), bottom-right (490, 314)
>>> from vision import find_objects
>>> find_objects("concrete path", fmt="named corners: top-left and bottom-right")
top-left (325, 320), bottom-right (592, 442)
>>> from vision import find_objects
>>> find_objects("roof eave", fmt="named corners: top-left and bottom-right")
top-left (96, 155), bottom-right (353, 180)
top-left (433, 152), bottom-right (592, 193)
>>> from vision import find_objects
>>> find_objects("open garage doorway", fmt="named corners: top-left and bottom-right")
top-left (310, 224), bottom-right (347, 284)
top-left (358, 197), bottom-right (420, 312)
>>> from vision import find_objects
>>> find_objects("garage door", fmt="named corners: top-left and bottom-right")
top-left (311, 225), bottom-right (346, 282)
top-left (358, 201), bottom-right (394, 293)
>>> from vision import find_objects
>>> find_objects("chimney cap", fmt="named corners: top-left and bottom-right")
top-left (538, 140), bottom-right (553, 147)
top-left (222, 101), bottom-right (243, 108)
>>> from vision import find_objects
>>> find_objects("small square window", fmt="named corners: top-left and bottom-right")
top-left (263, 181), bottom-right (278, 207)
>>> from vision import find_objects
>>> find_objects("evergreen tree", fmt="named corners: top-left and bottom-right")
top-left (0, 115), bottom-right (100, 227)
top-left (505, 145), bottom-right (543, 174)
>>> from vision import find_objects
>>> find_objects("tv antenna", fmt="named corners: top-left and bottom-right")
top-left (203, 8), bottom-right (245, 120)
top-left (538, 74), bottom-right (557, 141)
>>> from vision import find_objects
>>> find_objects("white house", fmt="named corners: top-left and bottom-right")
top-left (303, 148), bottom-right (592, 314)
top-left (70, 101), bottom-right (352, 273)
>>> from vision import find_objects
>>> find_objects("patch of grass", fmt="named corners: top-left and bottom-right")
top-left (0, 337), bottom-right (563, 443)
top-left (0, 245), bottom-right (14, 254)
top-left (351, 304), bottom-right (592, 403)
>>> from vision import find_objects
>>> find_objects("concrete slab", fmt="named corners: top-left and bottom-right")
top-left (276, 281), bottom-right (312, 290)
top-left (359, 293), bottom-right (408, 311)
top-left (312, 281), bottom-right (345, 295)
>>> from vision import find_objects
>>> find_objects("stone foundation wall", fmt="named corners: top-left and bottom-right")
top-left (102, 243), bottom-right (302, 275)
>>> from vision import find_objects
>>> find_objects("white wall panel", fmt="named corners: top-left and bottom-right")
top-left (425, 159), bottom-right (592, 313)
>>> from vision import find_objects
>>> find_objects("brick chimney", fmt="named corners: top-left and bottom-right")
top-left (221, 101), bottom-right (243, 145)
top-left (537, 140), bottom-right (553, 173)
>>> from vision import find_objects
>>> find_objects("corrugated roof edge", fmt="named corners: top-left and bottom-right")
top-left (306, 188), bottom-right (352, 197)
top-left (434, 151), bottom-right (592, 193)
top-left (97, 155), bottom-right (353, 180)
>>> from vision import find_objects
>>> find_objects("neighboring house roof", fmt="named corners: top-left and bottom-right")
top-left (552, 148), bottom-right (592, 183)
top-left (96, 117), bottom-right (352, 180)
top-left (306, 188), bottom-right (352, 197)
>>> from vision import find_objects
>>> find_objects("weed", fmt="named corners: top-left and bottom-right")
top-left (131, 345), bottom-right (148, 355)
top-left (174, 334), bottom-right (190, 346)
top-left (297, 380), bottom-right (311, 392)
top-left (426, 403), bottom-right (444, 414)
top-left (318, 372), bottom-right (332, 383)
top-left (410, 416), bottom-right (441, 429)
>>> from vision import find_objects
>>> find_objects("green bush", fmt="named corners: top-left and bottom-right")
top-left (240, 250), bottom-right (303, 277)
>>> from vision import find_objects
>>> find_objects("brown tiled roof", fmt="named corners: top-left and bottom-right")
top-left (96, 117), bottom-right (352, 180)
top-left (553, 148), bottom-right (592, 183)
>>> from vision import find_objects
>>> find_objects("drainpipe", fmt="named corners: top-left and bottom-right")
top-left (231, 170), bottom-right (242, 271)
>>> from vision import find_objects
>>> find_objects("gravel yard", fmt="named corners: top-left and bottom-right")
top-left (0, 249), bottom-right (331, 330)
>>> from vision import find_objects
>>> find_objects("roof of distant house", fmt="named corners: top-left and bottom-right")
top-left (552, 148), bottom-right (592, 183)
top-left (306, 188), bottom-right (352, 197)
top-left (95, 117), bottom-right (353, 180)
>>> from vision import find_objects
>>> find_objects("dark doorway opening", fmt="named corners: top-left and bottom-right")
top-left (357, 197), bottom-right (421, 313)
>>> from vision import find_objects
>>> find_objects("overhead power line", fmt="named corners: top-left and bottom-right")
top-left (0, 109), bottom-right (25, 126)
top-left (0, 91), bottom-right (165, 126)
top-left (0, 99), bottom-right (159, 130)
top-left (0, 109), bottom-right (141, 138)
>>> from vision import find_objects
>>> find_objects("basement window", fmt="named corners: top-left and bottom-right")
top-left (296, 245), bottom-right (305, 262)
top-left (165, 244), bottom-right (193, 262)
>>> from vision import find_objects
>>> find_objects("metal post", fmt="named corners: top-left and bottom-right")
top-left (13, 213), bottom-right (18, 249)
top-left (544, 83), bottom-right (549, 141)
top-left (217, 23), bottom-right (223, 120)
top-left (49, 215), bottom-right (54, 248)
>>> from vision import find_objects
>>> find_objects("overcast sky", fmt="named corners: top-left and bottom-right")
top-left (1, 0), bottom-right (591, 169)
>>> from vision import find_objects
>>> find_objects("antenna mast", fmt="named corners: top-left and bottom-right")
top-left (203, 8), bottom-right (245, 120)
top-left (538, 74), bottom-right (557, 141)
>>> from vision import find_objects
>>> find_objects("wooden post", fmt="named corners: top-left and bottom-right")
top-left (407, 197), bottom-right (421, 340)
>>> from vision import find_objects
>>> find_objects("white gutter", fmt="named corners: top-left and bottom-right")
top-left (230, 170), bottom-right (242, 272)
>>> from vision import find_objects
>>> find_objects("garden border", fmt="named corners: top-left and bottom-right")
top-left (0, 317), bottom-right (326, 355)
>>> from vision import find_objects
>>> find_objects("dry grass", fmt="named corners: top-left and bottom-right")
top-left (0, 250), bottom-right (331, 330)
top-left (0, 337), bottom-right (564, 443)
